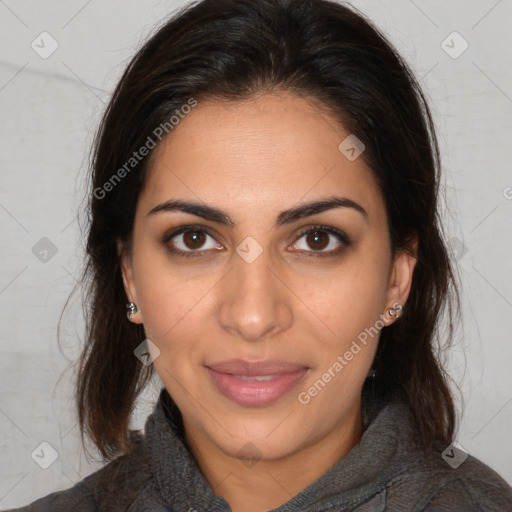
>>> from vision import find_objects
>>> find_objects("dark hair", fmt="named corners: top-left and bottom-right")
top-left (70, 0), bottom-right (461, 461)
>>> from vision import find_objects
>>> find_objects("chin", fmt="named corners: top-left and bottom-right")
top-left (208, 412), bottom-right (313, 461)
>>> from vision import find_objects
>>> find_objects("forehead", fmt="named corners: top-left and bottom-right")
top-left (140, 92), bottom-right (385, 222)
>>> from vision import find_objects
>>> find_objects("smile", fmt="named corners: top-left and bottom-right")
top-left (205, 359), bottom-right (310, 407)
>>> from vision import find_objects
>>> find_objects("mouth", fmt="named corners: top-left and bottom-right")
top-left (205, 359), bottom-right (310, 407)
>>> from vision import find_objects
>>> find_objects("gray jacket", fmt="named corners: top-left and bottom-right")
top-left (7, 387), bottom-right (512, 511)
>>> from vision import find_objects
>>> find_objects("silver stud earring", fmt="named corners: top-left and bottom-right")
top-left (126, 302), bottom-right (138, 320)
top-left (387, 302), bottom-right (403, 319)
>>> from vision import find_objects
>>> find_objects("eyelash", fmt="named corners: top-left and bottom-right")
top-left (162, 224), bottom-right (350, 259)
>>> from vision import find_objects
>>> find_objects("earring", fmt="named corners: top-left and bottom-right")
top-left (387, 302), bottom-right (403, 319)
top-left (126, 302), bottom-right (138, 320)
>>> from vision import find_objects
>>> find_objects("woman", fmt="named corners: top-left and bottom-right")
top-left (9, 0), bottom-right (512, 510)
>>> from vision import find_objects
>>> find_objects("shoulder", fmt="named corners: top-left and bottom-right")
top-left (4, 481), bottom-right (96, 512)
top-left (361, 397), bottom-right (512, 510)
top-left (5, 435), bottom-right (150, 512)
top-left (421, 453), bottom-right (512, 511)
top-left (385, 443), bottom-right (512, 511)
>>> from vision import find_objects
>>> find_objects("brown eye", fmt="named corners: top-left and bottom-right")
top-left (182, 230), bottom-right (207, 250)
top-left (292, 225), bottom-right (350, 257)
top-left (306, 230), bottom-right (329, 251)
top-left (163, 226), bottom-right (223, 257)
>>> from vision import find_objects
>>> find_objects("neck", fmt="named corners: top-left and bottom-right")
top-left (183, 401), bottom-right (363, 512)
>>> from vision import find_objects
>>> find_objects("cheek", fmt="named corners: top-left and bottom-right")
top-left (133, 237), bottom-right (203, 315)
top-left (138, 284), bottom-right (207, 358)
top-left (301, 251), bottom-right (390, 339)
top-left (131, 252), bottom-right (209, 364)
top-left (296, 263), bottom-right (387, 414)
top-left (293, 247), bottom-right (390, 398)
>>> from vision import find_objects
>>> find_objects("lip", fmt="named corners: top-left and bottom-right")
top-left (205, 359), bottom-right (310, 407)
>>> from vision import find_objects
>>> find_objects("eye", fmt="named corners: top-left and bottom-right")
top-left (162, 223), bottom-right (350, 259)
top-left (163, 225), bottom-right (223, 257)
top-left (291, 225), bottom-right (350, 257)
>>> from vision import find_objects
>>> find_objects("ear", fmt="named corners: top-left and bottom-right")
top-left (385, 234), bottom-right (418, 318)
top-left (117, 238), bottom-right (143, 324)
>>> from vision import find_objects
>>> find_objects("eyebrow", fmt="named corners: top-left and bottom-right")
top-left (146, 195), bottom-right (368, 227)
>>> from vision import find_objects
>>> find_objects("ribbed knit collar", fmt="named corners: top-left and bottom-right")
top-left (138, 384), bottom-right (419, 511)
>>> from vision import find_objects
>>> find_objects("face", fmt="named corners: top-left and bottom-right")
top-left (119, 91), bottom-right (416, 463)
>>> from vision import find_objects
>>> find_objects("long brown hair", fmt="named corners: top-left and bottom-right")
top-left (67, 0), bottom-right (461, 461)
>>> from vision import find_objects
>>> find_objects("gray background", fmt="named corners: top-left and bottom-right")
top-left (1, 0), bottom-right (511, 507)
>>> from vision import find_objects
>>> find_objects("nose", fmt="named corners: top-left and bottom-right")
top-left (217, 248), bottom-right (293, 343)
